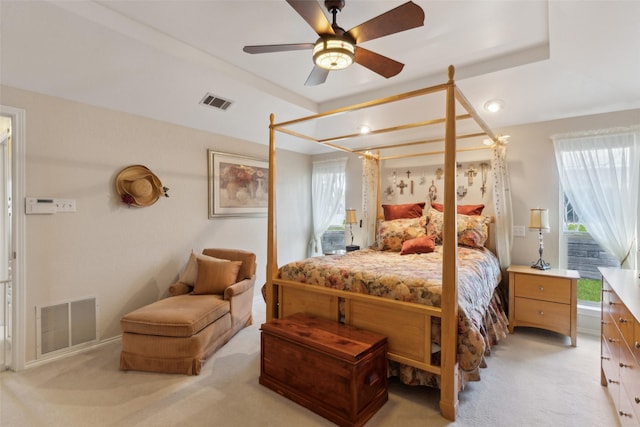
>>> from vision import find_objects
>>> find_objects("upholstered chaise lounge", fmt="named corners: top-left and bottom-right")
top-left (120, 248), bottom-right (256, 375)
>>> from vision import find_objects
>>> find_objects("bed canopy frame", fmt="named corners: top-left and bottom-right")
top-left (265, 65), bottom-right (500, 421)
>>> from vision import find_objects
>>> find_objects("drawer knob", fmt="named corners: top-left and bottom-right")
top-left (619, 411), bottom-right (632, 418)
top-left (609, 338), bottom-right (619, 343)
top-left (619, 317), bottom-right (629, 324)
top-left (635, 397), bottom-right (640, 404)
top-left (635, 341), bottom-right (640, 349)
top-left (539, 311), bottom-right (544, 316)
top-left (538, 286), bottom-right (544, 291)
top-left (601, 356), bottom-right (610, 361)
top-left (609, 301), bottom-right (616, 306)
top-left (620, 362), bottom-right (633, 369)
top-left (609, 379), bottom-right (620, 384)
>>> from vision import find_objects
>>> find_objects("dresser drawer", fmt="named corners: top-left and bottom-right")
top-left (514, 274), bottom-right (571, 304)
top-left (601, 335), bottom-right (619, 387)
top-left (514, 297), bottom-right (570, 334)
top-left (621, 341), bottom-right (640, 419)
top-left (614, 297), bottom-right (635, 346)
top-left (634, 318), bottom-right (640, 364)
top-left (602, 283), bottom-right (616, 319)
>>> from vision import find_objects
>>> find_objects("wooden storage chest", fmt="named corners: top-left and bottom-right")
top-left (260, 312), bottom-right (388, 427)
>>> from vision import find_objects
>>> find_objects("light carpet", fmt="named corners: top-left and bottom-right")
top-left (0, 294), bottom-right (619, 426)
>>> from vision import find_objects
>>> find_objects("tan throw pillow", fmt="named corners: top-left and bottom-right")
top-left (178, 250), bottom-right (230, 286)
top-left (192, 259), bottom-right (242, 295)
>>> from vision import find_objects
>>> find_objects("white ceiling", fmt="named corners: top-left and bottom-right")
top-left (1, 0), bottom-right (639, 154)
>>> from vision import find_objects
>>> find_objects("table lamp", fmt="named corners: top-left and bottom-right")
top-left (529, 208), bottom-right (551, 270)
top-left (346, 209), bottom-right (359, 252)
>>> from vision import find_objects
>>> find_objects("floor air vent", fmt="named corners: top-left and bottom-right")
top-left (200, 93), bottom-right (233, 111)
top-left (36, 297), bottom-right (98, 358)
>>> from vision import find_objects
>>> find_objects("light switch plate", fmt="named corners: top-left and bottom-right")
top-left (55, 199), bottom-right (76, 212)
top-left (512, 225), bottom-right (526, 237)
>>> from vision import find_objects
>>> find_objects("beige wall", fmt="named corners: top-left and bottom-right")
top-left (1, 85), bottom-right (312, 364)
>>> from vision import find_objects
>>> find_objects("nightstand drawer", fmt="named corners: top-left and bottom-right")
top-left (514, 274), bottom-right (571, 304)
top-left (514, 297), bottom-right (571, 333)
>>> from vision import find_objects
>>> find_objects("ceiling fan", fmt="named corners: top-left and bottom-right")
top-left (243, 0), bottom-right (425, 86)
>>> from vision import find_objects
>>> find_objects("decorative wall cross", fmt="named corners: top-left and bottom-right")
top-left (397, 179), bottom-right (408, 195)
top-left (480, 163), bottom-right (489, 196)
top-left (464, 165), bottom-right (477, 186)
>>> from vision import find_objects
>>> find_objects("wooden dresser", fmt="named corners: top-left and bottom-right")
top-left (260, 312), bottom-right (388, 427)
top-left (507, 265), bottom-right (579, 346)
top-left (600, 267), bottom-right (640, 425)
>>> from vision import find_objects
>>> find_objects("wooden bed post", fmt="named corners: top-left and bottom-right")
top-left (266, 113), bottom-right (278, 321)
top-left (375, 151), bottom-right (382, 220)
top-left (439, 65), bottom-right (459, 421)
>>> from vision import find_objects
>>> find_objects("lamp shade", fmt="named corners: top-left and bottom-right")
top-left (529, 208), bottom-right (550, 230)
top-left (346, 209), bottom-right (357, 225)
top-left (313, 37), bottom-right (355, 70)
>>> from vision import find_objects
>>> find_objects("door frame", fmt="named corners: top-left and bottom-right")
top-left (1, 105), bottom-right (26, 371)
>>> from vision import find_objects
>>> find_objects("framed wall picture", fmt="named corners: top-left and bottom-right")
top-left (208, 150), bottom-right (268, 218)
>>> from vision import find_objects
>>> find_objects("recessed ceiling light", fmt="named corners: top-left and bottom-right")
top-left (484, 99), bottom-right (504, 113)
top-left (359, 125), bottom-right (371, 134)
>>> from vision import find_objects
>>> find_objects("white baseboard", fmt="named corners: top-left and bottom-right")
top-left (22, 335), bottom-right (122, 371)
top-left (577, 304), bottom-right (601, 336)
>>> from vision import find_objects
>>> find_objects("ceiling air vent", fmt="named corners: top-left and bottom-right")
top-left (200, 93), bottom-right (233, 111)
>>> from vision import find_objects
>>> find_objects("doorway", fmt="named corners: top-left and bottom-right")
top-left (0, 114), bottom-right (12, 370)
top-left (1, 105), bottom-right (26, 371)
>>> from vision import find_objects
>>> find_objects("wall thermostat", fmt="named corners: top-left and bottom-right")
top-left (26, 198), bottom-right (57, 214)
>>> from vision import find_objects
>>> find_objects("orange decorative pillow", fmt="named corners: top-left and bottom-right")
top-left (192, 259), bottom-right (242, 295)
top-left (430, 202), bottom-right (484, 216)
top-left (400, 235), bottom-right (436, 255)
top-left (178, 250), bottom-right (230, 286)
top-left (382, 203), bottom-right (426, 220)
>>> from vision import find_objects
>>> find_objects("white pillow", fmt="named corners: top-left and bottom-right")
top-left (178, 250), bottom-right (230, 286)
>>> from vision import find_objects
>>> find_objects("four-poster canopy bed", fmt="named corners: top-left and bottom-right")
top-left (264, 65), bottom-right (508, 421)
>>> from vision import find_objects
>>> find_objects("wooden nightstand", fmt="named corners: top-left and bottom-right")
top-left (507, 265), bottom-right (579, 346)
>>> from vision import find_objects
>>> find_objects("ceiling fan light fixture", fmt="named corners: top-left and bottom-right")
top-left (313, 37), bottom-right (355, 70)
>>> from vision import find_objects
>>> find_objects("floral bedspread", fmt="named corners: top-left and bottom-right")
top-left (278, 246), bottom-right (508, 387)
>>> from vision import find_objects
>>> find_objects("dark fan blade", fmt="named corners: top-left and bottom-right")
top-left (355, 47), bottom-right (404, 78)
top-left (286, 0), bottom-right (334, 36)
top-left (305, 66), bottom-right (330, 86)
top-left (243, 43), bottom-right (314, 54)
top-left (347, 1), bottom-right (425, 44)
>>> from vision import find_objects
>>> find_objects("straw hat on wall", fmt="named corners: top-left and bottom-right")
top-left (115, 165), bottom-right (164, 207)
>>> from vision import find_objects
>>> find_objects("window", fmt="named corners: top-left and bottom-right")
top-left (310, 158), bottom-right (347, 256)
top-left (563, 195), bottom-right (619, 303)
top-left (554, 127), bottom-right (639, 303)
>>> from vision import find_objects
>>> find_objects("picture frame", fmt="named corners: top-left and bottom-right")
top-left (208, 150), bottom-right (269, 218)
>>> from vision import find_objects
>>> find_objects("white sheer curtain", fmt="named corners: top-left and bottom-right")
top-left (491, 142), bottom-right (513, 269)
top-left (553, 127), bottom-right (639, 269)
top-left (308, 158), bottom-right (347, 257)
top-left (361, 154), bottom-right (379, 248)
